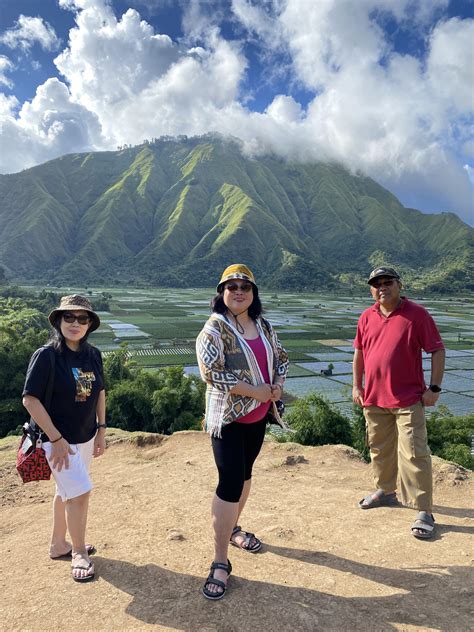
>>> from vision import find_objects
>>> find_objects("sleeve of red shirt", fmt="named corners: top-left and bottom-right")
top-left (417, 311), bottom-right (445, 353)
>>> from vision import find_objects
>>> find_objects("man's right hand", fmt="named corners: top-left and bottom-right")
top-left (50, 438), bottom-right (75, 472)
top-left (352, 386), bottom-right (364, 407)
top-left (253, 384), bottom-right (273, 402)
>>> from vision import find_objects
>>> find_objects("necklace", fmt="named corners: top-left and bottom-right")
top-left (225, 309), bottom-right (248, 335)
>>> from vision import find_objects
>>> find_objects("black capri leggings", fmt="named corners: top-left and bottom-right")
top-left (211, 418), bottom-right (267, 503)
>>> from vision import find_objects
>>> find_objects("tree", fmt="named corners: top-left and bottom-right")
top-left (426, 407), bottom-right (474, 469)
top-left (105, 364), bottom-right (206, 435)
top-left (149, 367), bottom-right (205, 434)
top-left (286, 394), bottom-right (353, 447)
top-left (107, 381), bottom-right (153, 432)
top-left (103, 348), bottom-right (133, 389)
top-left (0, 298), bottom-right (49, 436)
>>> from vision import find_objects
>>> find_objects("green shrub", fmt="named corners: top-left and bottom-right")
top-left (439, 444), bottom-right (473, 470)
top-left (351, 404), bottom-right (370, 462)
top-left (427, 407), bottom-right (474, 469)
top-left (286, 393), bottom-right (353, 446)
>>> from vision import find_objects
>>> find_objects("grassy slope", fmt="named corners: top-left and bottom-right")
top-left (0, 136), bottom-right (472, 286)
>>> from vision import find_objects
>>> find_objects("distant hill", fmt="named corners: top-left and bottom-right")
top-left (0, 135), bottom-right (472, 290)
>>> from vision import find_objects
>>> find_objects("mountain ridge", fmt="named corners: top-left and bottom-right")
top-left (0, 135), bottom-right (472, 289)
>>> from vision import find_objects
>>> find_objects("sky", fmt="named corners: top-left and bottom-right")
top-left (0, 0), bottom-right (473, 225)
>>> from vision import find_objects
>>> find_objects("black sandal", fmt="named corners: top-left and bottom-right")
top-left (202, 559), bottom-right (232, 600)
top-left (358, 489), bottom-right (399, 510)
top-left (230, 525), bottom-right (262, 553)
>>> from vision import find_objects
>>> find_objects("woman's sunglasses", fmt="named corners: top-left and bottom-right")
top-left (62, 312), bottom-right (91, 325)
top-left (225, 282), bottom-right (253, 293)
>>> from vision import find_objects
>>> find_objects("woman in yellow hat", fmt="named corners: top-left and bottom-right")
top-left (196, 264), bottom-right (289, 599)
top-left (22, 295), bottom-right (106, 583)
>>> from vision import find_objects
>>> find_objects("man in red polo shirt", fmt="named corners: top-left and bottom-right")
top-left (353, 266), bottom-right (445, 539)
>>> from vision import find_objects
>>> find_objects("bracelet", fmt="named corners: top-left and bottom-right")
top-left (97, 423), bottom-right (107, 429)
top-left (50, 435), bottom-right (63, 444)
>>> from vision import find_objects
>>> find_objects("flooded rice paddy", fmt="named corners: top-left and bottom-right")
top-left (49, 286), bottom-right (474, 416)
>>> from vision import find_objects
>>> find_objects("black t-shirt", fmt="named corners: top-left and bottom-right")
top-left (22, 344), bottom-right (104, 444)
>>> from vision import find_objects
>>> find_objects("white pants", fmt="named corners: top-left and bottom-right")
top-left (43, 435), bottom-right (95, 501)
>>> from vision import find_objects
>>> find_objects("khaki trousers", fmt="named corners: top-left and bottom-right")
top-left (363, 401), bottom-right (432, 511)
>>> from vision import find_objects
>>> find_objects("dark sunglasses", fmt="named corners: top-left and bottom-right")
top-left (372, 279), bottom-right (396, 288)
top-left (62, 312), bottom-right (91, 325)
top-left (225, 282), bottom-right (253, 293)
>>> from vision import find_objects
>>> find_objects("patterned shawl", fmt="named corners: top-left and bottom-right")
top-left (196, 313), bottom-right (289, 437)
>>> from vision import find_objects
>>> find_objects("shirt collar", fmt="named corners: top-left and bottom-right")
top-left (372, 296), bottom-right (407, 315)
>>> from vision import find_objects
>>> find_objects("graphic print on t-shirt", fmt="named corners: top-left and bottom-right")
top-left (71, 368), bottom-right (96, 402)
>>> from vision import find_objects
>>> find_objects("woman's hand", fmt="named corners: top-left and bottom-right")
top-left (93, 431), bottom-right (106, 458)
top-left (270, 384), bottom-right (282, 401)
top-left (252, 384), bottom-right (273, 402)
top-left (49, 438), bottom-right (75, 472)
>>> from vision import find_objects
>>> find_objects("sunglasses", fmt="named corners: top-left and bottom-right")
top-left (372, 279), bottom-right (396, 288)
top-left (225, 282), bottom-right (253, 293)
top-left (62, 312), bottom-right (91, 325)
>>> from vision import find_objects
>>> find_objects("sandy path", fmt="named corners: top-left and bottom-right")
top-left (1, 430), bottom-right (472, 631)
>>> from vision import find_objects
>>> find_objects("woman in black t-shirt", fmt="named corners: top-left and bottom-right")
top-left (22, 295), bottom-right (106, 583)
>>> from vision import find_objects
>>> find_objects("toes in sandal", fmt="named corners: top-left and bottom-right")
top-left (411, 512), bottom-right (435, 539)
top-left (71, 561), bottom-right (95, 583)
top-left (230, 525), bottom-right (262, 553)
top-left (202, 559), bottom-right (232, 600)
top-left (359, 489), bottom-right (399, 510)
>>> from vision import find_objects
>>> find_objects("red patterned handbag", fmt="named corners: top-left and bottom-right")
top-left (16, 430), bottom-right (51, 482)
top-left (16, 346), bottom-right (55, 483)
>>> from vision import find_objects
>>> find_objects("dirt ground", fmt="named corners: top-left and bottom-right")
top-left (1, 429), bottom-right (473, 632)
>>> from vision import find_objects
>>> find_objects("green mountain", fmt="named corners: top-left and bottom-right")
top-left (0, 135), bottom-right (472, 290)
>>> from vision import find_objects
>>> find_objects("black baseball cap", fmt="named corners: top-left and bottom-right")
top-left (367, 266), bottom-right (400, 285)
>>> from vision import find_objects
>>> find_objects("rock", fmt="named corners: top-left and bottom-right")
top-left (284, 455), bottom-right (308, 465)
top-left (167, 530), bottom-right (185, 541)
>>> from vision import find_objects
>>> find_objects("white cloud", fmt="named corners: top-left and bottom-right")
top-left (427, 17), bottom-right (474, 114)
top-left (0, 0), bottom-right (472, 224)
top-left (0, 56), bottom-right (14, 88)
top-left (0, 15), bottom-right (60, 52)
top-left (0, 78), bottom-right (103, 174)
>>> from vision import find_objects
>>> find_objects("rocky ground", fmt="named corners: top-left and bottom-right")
top-left (1, 429), bottom-right (472, 632)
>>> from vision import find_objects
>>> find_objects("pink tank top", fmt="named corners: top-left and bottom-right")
top-left (237, 335), bottom-right (272, 424)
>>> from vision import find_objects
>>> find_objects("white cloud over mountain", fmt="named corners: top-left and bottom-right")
top-left (0, 0), bottom-right (472, 223)
top-left (0, 15), bottom-right (61, 52)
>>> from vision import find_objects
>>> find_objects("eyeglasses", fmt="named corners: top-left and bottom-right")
top-left (62, 312), bottom-right (91, 325)
top-left (372, 279), bottom-right (396, 288)
top-left (225, 282), bottom-right (253, 293)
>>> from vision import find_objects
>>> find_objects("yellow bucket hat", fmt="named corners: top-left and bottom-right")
top-left (217, 264), bottom-right (256, 291)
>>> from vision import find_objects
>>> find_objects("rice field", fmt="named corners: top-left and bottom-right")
top-left (45, 286), bottom-right (474, 416)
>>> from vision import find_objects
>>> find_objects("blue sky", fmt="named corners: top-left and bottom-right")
top-left (0, 0), bottom-right (473, 224)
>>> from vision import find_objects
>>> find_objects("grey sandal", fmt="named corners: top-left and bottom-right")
top-left (411, 512), bottom-right (435, 539)
top-left (359, 489), bottom-right (399, 509)
top-left (202, 559), bottom-right (232, 600)
top-left (230, 525), bottom-right (262, 553)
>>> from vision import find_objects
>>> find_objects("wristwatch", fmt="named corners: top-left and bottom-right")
top-left (428, 384), bottom-right (442, 393)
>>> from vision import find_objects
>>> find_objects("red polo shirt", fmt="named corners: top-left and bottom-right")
top-left (354, 298), bottom-right (444, 408)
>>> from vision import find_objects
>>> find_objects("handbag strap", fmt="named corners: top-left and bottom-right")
top-left (30, 346), bottom-right (56, 438)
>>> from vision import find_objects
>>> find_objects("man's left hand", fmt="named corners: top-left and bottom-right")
top-left (422, 389), bottom-right (440, 407)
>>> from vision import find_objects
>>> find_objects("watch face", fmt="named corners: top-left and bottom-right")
top-left (429, 385), bottom-right (441, 393)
